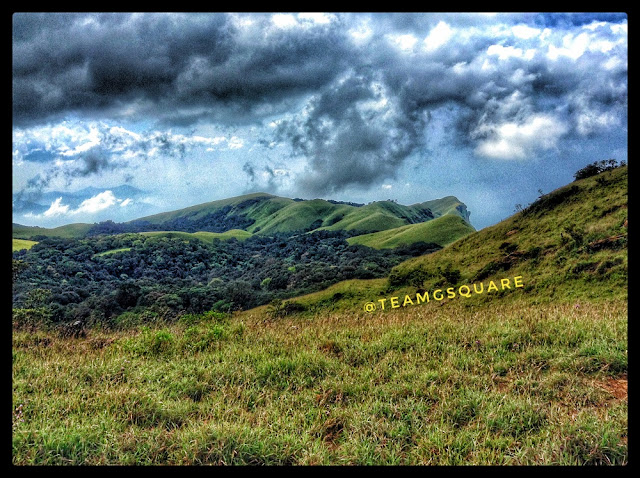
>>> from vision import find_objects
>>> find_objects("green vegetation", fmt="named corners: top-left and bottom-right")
top-left (13, 300), bottom-right (627, 465)
top-left (13, 222), bottom-right (93, 240)
top-left (347, 215), bottom-right (475, 249)
top-left (12, 239), bottom-right (38, 252)
top-left (387, 165), bottom-right (627, 305)
top-left (93, 247), bottom-right (132, 257)
top-left (129, 192), bottom-right (470, 236)
top-left (11, 166), bottom-right (627, 465)
top-left (138, 229), bottom-right (252, 244)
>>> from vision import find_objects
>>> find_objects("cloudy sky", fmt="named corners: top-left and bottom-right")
top-left (12, 12), bottom-right (628, 229)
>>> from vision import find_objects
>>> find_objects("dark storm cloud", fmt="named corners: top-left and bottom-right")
top-left (13, 13), bottom-right (627, 197)
top-left (12, 12), bottom-right (353, 127)
top-left (274, 69), bottom-right (429, 194)
top-left (269, 12), bottom-right (625, 193)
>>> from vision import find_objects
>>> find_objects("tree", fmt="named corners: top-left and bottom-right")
top-left (574, 159), bottom-right (620, 181)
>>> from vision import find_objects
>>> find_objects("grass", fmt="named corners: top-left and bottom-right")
top-left (13, 223), bottom-right (93, 240)
top-left (129, 191), bottom-right (471, 237)
top-left (12, 299), bottom-right (627, 465)
top-left (93, 247), bottom-right (132, 257)
top-left (12, 239), bottom-right (38, 252)
top-left (138, 229), bottom-right (252, 244)
top-left (347, 215), bottom-right (475, 249)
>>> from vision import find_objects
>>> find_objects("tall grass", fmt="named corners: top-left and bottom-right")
top-left (13, 299), bottom-right (627, 465)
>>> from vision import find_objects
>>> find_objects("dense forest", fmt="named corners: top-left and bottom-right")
top-left (12, 229), bottom-right (440, 328)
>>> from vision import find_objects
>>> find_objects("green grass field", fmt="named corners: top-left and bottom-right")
top-left (138, 229), bottom-right (253, 244)
top-left (12, 239), bottom-right (38, 252)
top-left (133, 191), bottom-right (470, 237)
top-left (13, 223), bottom-right (93, 240)
top-left (12, 299), bottom-right (627, 465)
top-left (347, 215), bottom-right (475, 249)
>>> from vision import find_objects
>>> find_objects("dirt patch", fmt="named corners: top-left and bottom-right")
top-left (596, 375), bottom-right (627, 401)
top-left (586, 234), bottom-right (627, 252)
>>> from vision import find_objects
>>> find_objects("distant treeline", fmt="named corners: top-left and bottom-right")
top-left (86, 206), bottom-right (256, 236)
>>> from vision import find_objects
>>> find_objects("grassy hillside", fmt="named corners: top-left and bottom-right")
top-left (133, 192), bottom-right (471, 236)
top-left (347, 215), bottom-right (475, 249)
top-left (256, 165), bottom-right (627, 315)
top-left (388, 164), bottom-right (627, 304)
top-left (13, 296), bottom-right (626, 465)
top-left (138, 229), bottom-right (252, 244)
top-left (12, 239), bottom-right (38, 252)
top-left (14, 193), bottom-right (472, 246)
top-left (134, 193), bottom-right (286, 225)
top-left (12, 223), bottom-right (93, 240)
top-left (416, 196), bottom-right (471, 222)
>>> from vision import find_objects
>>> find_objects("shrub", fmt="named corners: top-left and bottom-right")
top-left (574, 159), bottom-right (621, 181)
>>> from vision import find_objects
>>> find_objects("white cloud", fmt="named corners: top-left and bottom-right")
top-left (298, 12), bottom-right (333, 24)
top-left (583, 21), bottom-right (608, 31)
top-left (349, 20), bottom-right (372, 43)
top-left (611, 23), bottom-right (627, 35)
top-left (271, 13), bottom-right (298, 29)
top-left (120, 198), bottom-right (132, 207)
top-left (511, 24), bottom-right (541, 39)
top-left (423, 21), bottom-right (453, 52)
top-left (382, 184), bottom-right (392, 190)
top-left (43, 197), bottom-right (70, 217)
top-left (547, 32), bottom-right (590, 60)
top-left (390, 33), bottom-right (418, 51)
top-left (475, 114), bottom-right (568, 160)
top-left (227, 136), bottom-right (244, 149)
top-left (74, 191), bottom-right (118, 214)
top-left (487, 44), bottom-right (523, 60)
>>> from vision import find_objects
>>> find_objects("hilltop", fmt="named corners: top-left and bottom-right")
top-left (131, 192), bottom-right (471, 236)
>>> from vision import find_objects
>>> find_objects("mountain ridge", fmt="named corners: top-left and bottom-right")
top-left (14, 191), bottom-right (473, 245)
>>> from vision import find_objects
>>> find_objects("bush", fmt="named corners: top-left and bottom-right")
top-left (13, 308), bottom-right (52, 330)
top-left (574, 159), bottom-right (621, 181)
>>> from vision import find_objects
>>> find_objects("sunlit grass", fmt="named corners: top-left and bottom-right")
top-left (13, 299), bottom-right (627, 465)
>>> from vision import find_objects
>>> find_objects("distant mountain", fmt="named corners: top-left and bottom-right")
top-left (130, 192), bottom-right (472, 236)
top-left (13, 191), bottom-right (474, 248)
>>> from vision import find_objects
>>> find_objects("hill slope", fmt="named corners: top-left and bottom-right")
top-left (14, 192), bottom-right (473, 243)
top-left (347, 214), bottom-right (475, 249)
top-left (12, 223), bottom-right (93, 239)
top-left (257, 165), bottom-right (627, 315)
top-left (131, 192), bottom-right (471, 236)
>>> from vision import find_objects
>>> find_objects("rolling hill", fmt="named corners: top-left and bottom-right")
top-left (346, 214), bottom-right (475, 249)
top-left (12, 222), bottom-right (93, 239)
top-left (251, 164), bottom-right (627, 315)
top-left (13, 192), bottom-right (473, 246)
top-left (132, 192), bottom-right (471, 236)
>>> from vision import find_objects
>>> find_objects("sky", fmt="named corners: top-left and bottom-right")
top-left (12, 12), bottom-right (628, 230)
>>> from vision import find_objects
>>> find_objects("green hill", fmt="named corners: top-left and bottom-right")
top-left (14, 192), bottom-right (472, 245)
top-left (12, 223), bottom-right (93, 240)
top-left (347, 214), bottom-right (475, 249)
top-left (132, 192), bottom-right (471, 236)
top-left (258, 165), bottom-right (627, 314)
